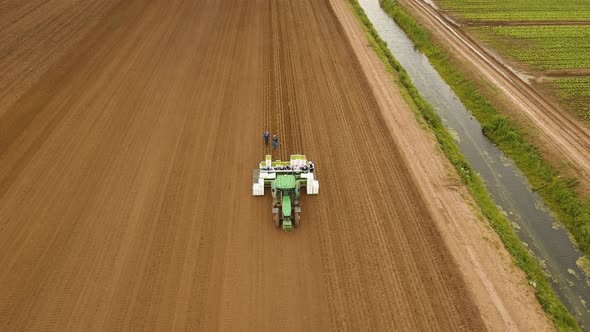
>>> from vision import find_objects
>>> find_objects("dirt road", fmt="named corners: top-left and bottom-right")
top-left (0, 0), bottom-right (521, 330)
top-left (399, 0), bottom-right (590, 187)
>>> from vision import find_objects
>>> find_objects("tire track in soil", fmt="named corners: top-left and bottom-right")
top-left (276, 0), bottom-right (303, 156)
top-left (269, 1), bottom-right (285, 161)
top-left (262, 0), bottom-right (273, 157)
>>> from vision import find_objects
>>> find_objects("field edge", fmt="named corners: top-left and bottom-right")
top-left (345, 0), bottom-right (579, 329)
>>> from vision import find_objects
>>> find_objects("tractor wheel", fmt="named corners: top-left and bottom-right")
top-left (273, 213), bottom-right (280, 228)
top-left (294, 212), bottom-right (300, 227)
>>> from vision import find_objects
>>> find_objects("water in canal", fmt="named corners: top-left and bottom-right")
top-left (357, 0), bottom-right (590, 327)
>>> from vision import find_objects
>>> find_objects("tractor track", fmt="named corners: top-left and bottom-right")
top-left (261, 0), bottom-right (273, 158)
top-left (0, 0), bottom-right (528, 330)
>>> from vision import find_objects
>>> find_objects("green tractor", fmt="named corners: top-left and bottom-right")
top-left (252, 154), bottom-right (319, 232)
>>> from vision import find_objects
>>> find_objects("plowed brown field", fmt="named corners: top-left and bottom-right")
top-left (0, 0), bottom-right (486, 330)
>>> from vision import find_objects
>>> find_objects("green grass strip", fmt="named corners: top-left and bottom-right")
top-left (346, 0), bottom-right (580, 330)
top-left (378, 0), bottom-right (590, 260)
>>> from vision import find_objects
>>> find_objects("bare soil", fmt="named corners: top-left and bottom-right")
top-left (0, 0), bottom-right (551, 330)
top-left (541, 69), bottom-right (590, 79)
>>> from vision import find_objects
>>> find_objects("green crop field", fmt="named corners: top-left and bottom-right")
top-left (437, 0), bottom-right (590, 22)
top-left (555, 77), bottom-right (590, 120)
top-left (434, 0), bottom-right (590, 123)
top-left (472, 26), bottom-right (590, 70)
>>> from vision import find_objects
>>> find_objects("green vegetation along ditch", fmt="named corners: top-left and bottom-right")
top-left (377, 0), bottom-right (590, 267)
top-left (347, 0), bottom-right (581, 329)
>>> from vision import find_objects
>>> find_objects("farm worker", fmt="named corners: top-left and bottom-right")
top-left (264, 131), bottom-right (270, 145)
top-left (272, 135), bottom-right (279, 149)
top-left (309, 161), bottom-right (314, 173)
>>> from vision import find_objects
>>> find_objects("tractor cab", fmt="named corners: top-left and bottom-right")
top-left (252, 155), bottom-right (319, 232)
top-left (274, 175), bottom-right (296, 231)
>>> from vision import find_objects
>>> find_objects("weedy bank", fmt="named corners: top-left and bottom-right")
top-left (347, 0), bottom-right (580, 329)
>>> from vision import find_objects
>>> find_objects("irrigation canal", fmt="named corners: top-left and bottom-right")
top-left (357, 0), bottom-right (590, 327)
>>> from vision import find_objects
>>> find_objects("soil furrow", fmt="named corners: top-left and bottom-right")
top-left (0, 0), bottom-right (508, 330)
